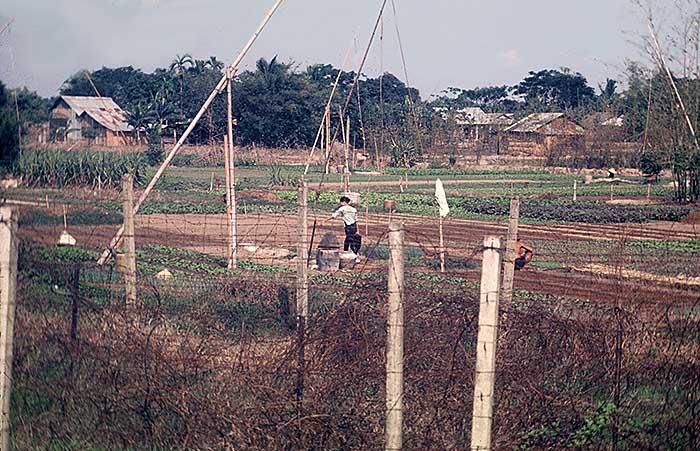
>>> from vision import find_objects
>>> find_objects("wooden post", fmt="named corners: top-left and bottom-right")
top-left (439, 215), bottom-right (446, 273)
top-left (573, 179), bottom-right (578, 201)
top-left (70, 264), bottom-right (80, 341)
top-left (647, 183), bottom-right (651, 200)
top-left (500, 199), bottom-right (519, 314)
top-left (226, 78), bottom-right (238, 269)
top-left (385, 222), bottom-right (405, 451)
top-left (471, 236), bottom-right (502, 451)
top-left (365, 176), bottom-right (371, 237)
top-left (122, 174), bottom-right (137, 307)
top-left (0, 207), bottom-right (18, 451)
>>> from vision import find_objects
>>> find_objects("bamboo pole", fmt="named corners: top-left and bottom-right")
top-left (226, 78), bottom-right (237, 269)
top-left (648, 18), bottom-right (700, 150)
top-left (324, 108), bottom-right (332, 175)
top-left (471, 236), bottom-right (502, 451)
top-left (0, 207), bottom-right (18, 451)
top-left (123, 174), bottom-right (137, 307)
top-left (385, 222), bottom-right (405, 451)
top-left (315, 0), bottom-right (389, 197)
top-left (345, 115), bottom-right (351, 192)
top-left (303, 37), bottom-right (355, 176)
top-left (97, 0), bottom-right (287, 264)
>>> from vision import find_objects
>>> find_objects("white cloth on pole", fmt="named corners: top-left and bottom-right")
top-left (435, 178), bottom-right (450, 218)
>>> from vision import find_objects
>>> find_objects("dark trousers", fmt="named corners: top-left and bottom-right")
top-left (344, 223), bottom-right (362, 253)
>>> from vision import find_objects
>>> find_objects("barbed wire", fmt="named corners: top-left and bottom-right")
top-left (9, 190), bottom-right (700, 450)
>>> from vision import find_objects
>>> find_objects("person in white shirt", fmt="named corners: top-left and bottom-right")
top-left (329, 196), bottom-right (361, 254)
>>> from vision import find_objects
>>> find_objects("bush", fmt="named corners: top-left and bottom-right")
top-left (17, 149), bottom-right (146, 189)
top-left (639, 150), bottom-right (663, 177)
top-left (145, 129), bottom-right (164, 166)
top-left (389, 137), bottom-right (422, 168)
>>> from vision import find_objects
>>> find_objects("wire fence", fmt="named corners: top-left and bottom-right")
top-left (9, 193), bottom-right (700, 450)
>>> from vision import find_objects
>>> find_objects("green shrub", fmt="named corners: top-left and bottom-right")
top-left (639, 150), bottom-right (663, 177)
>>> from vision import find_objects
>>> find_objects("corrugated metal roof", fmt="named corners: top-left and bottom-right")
top-left (504, 112), bottom-right (568, 133)
top-left (60, 96), bottom-right (133, 133)
top-left (454, 107), bottom-right (514, 126)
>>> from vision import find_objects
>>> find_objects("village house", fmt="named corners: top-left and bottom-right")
top-left (434, 106), bottom-right (514, 153)
top-left (500, 112), bottom-right (585, 157)
top-left (454, 107), bottom-right (514, 139)
top-left (49, 95), bottom-right (134, 147)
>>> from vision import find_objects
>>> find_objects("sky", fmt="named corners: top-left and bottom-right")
top-left (0, 0), bottom-right (651, 99)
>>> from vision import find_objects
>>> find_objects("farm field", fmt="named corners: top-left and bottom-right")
top-left (4, 161), bottom-right (700, 450)
top-left (8, 161), bottom-right (700, 316)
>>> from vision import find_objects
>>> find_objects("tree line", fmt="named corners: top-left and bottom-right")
top-left (0, 52), bottom-right (696, 169)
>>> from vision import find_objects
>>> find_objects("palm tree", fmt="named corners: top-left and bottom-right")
top-left (126, 102), bottom-right (155, 144)
top-left (169, 54), bottom-right (194, 93)
top-left (255, 56), bottom-right (289, 90)
top-left (190, 59), bottom-right (209, 75)
top-left (169, 54), bottom-right (194, 74)
top-left (206, 56), bottom-right (225, 72)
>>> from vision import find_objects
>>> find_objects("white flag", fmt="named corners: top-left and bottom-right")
top-left (435, 178), bottom-right (450, 217)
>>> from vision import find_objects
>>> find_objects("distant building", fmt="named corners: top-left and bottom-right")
top-left (49, 96), bottom-right (134, 147)
top-left (500, 112), bottom-right (585, 157)
top-left (583, 112), bottom-right (626, 143)
top-left (435, 106), bottom-right (514, 153)
top-left (454, 107), bottom-right (514, 133)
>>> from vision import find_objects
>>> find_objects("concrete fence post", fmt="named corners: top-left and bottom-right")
top-left (0, 207), bottom-right (18, 451)
top-left (385, 222), bottom-right (405, 451)
top-left (296, 181), bottom-right (309, 321)
top-left (295, 180), bottom-right (309, 444)
top-left (122, 174), bottom-right (137, 307)
top-left (471, 236), bottom-right (502, 451)
top-left (225, 79), bottom-right (238, 269)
